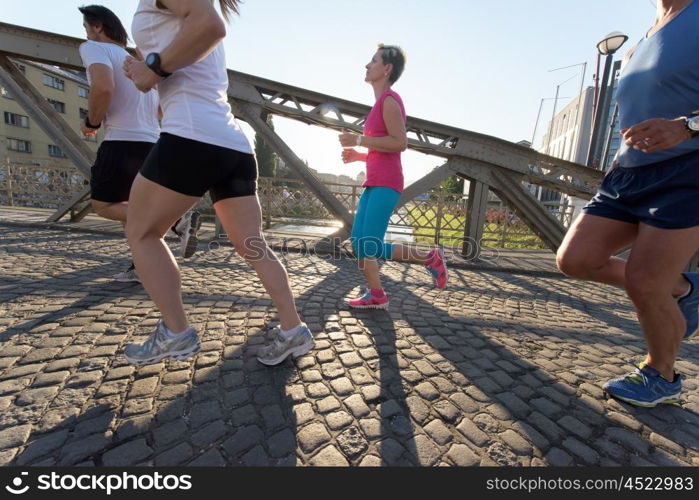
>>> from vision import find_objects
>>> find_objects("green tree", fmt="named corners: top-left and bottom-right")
top-left (254, 115), bottom-right (278, 177)
top-left (276, 158), bottom-right (307, 182)
top-left (439, 174), bottom-right (465, 194)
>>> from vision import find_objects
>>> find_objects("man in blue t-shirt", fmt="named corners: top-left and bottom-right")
top-left (557, 0), bottom-right (699, 408)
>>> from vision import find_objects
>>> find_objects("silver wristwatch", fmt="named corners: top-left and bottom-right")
top-left (684, 115), bottom-right (699, 135)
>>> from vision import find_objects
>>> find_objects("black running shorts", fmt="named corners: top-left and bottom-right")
top-left (140, 133), bottom-right (258, 203)
top-left (90, 140), bottom-right (155, 203)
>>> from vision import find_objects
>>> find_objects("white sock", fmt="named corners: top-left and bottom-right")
top-left (280, 323), bottom-right (305, 340)
top-left (164, 324), bottom-right (189, 339)
top-left (677, 282), bottom-right (692, 300)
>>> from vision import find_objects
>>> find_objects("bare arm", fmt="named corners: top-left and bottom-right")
top-left (338, 97), bottom-right (407, 153)
top-left (155, 0), bottom-right (226, 72)
top-left (124, 0), bottom-right (226, 92)
top-left (81, 63), bottom-right (113, 135)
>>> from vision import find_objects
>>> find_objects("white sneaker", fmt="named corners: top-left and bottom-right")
top-left (174, 210), bottom-right (201, 258)
top-left (113, 264), bottom-right (140, 283)
top-left (257, 324), bottom-right (315, 366)
top-left (124, 320), bottom-right (200, 366)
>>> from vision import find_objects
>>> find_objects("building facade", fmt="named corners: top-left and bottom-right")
top-left (1, 59), bottom-right (102, 168)
top-left (536, 86), bottom-right (596, 219)
top-left (539, 86), bottom-right (595, 166)
top-left (537, 76), bottom-right (621, 222)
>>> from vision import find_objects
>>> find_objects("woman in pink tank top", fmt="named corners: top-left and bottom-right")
top-left (338, 44), bottom-right (448, 310)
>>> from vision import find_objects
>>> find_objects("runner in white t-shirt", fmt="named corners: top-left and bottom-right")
top-left (78, 5), bottom-right (201, 284)
top-left (121, 0), bottom-right (313, 366)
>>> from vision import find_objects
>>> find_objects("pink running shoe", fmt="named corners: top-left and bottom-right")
top-left (348, 290), bottom-right (389, 310)
top-left (425, 248), bottom-right (448, 289)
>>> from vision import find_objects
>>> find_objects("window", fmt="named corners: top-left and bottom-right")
top-left (7, 138), bottom-right (31, 153)
top-left (48, 145), bottom-right (67, 158)
top-left (43, 74), bottom-right (65, 91)
top-left (47, 99), bottom-right (65, 113)
top-left (79, 108), bottom-right (89, 120)
top-left (4, 112), bottom-right (29, 128)
top-left (78, 87), bottom-right (89, 98)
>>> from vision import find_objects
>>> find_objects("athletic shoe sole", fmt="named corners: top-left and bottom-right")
top-left (348, 302), bottom-right (390, 310)
top-left (181, 212), bottom-right (202, 259)
top-left (257, 337), bottom-right (315, 366)
top-left (604, 390), bottom-right (681, 408)
top-left (124, 343), bottom-right (201, 366)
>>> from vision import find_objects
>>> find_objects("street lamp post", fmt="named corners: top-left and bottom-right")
top-left (586, 31), bottom-right (628, 169)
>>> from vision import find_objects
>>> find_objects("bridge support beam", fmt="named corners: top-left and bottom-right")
top-left (449, 158), bottom-right (566, 252)
top-left (48, 187), bottom-right (92, 223)
top-left (0, 54), bottom-right (95, 222)
top-left (463, 180), bottom-right (490, 260)
top-left (231, 99), bottom-right (354, 228)
top-left (395, 162), bottom-right (454, 210)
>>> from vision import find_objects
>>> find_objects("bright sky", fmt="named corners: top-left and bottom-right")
top-left (3, 0), bottom-right (656, 184)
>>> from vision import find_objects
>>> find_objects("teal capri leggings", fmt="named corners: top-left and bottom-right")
top-left (351, 186), bottom-right (401, 259)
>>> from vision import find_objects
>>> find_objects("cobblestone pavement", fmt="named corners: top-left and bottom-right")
top-left (0, 224), bottom-right (698, 467)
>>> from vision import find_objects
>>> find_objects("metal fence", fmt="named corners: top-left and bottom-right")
top-left (0, 158), bottom-right (88, 209)
top-left (250, 177), bottom-right (573, 250)
top-left (0, 160), bottom-right (575, 250)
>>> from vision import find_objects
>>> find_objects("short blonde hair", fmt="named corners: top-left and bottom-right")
top-left (377, 44), bottom-right (407, 84)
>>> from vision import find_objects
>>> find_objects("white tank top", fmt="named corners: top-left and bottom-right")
top-left (79, 40), bottom-right (159, 143)
top-left (131, 0), bottom-right (252, 153)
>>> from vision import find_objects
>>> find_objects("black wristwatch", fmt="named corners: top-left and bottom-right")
top-left (84, 116), bottom-right (101, 129)
top-left (683, 115), bottom-right (699, 137)
top-left (145, 52), bottom-right (172, 78)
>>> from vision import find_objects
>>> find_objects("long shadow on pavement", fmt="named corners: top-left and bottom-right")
top-left (0, 263), bottom-right (144, 341)
top-left (4, 231), bottom-right (698, 466)
top-left (10, 312), bottom-right (300, 466)
top-left (376, 271), bottom-right (699, 465)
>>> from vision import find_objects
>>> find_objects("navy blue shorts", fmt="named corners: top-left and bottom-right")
top-left (582, 150), bottom-right (699, 230)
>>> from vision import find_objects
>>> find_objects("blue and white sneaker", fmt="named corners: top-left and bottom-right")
top-left (678, 272), bottom-right (699, 340)
top-left (603, 362), bottom-right (682, 408)
top-left (257, 324), bottom-right (314, 366)
top-left (124, 320), bottom-right (200, 365)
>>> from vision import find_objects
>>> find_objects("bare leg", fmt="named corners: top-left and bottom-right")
top-left (625, 224), bottom-right (699, 380)
top-left (214, 195), bottom-right (301, 331)
top-left (358, 245), bottom-right (434, 290)
top-left (92, 200), bottom-right (128, 222)
top-left (557, 214), bottom-right (690, 296)
top-left (390, 244), bottom-right (431, 264)
top-left (125, 175), bottom-right (198, 333)
top-left (358, 258), bottom-right (382, 290)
